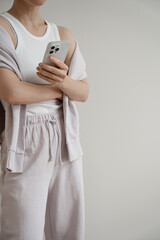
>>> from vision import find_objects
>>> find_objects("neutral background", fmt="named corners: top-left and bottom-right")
top-left (1, 0), bottom-right (160, 240)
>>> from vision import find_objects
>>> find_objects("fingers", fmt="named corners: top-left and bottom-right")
top-left (37, 64), bottom-right (64, 79)
top-left (36, 72), bottom-right (53, 83)
top-left (36, 66), bottom-right (66, 80)
top-left (49, 56), bottom-right (69, 71)
top-left (38, 56), bottom-right (68, 73)
top-left (36, 71), bottom-right (64, 84)
top-left (36, 57), bottom-right (68, 84)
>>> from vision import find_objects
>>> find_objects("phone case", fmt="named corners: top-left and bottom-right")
top-left (42, 40), bottom-right (71, 67)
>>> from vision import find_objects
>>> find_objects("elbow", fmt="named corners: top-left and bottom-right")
top-left (82, 87), bottom-right (90, 102)
top-left (6, 93), bottom-right (19, 104)
top-left (82, 96), bottom-right (89, 102)
top-left (4, 94), bottom-right (14, 104)
top-left (6, 96), bottom-right (15, 104)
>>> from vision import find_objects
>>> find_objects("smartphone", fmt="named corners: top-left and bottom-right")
top-left (42, 40), bottom-right (71, 67)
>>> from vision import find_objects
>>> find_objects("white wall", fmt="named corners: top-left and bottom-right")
top-left (1, 0), bottom-right (160, 239)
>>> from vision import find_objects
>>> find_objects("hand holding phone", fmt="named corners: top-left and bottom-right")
top-left (42, 40), bottom-right (71, 67)
top-left (36, 40), bottom-right (71, 85)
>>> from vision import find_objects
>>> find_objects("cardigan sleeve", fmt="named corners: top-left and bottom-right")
top-left (0, 47), bottom-right (16, 72)
top-left (67, 39), bottom-right (87, 81)
top-left (0, 26), bottom-right (23, 80)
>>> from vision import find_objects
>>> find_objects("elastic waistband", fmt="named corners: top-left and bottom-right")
top-left (25, 107), bottom-right (63, 126)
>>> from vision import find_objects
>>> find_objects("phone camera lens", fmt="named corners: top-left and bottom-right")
top-left (51, 46), bottom-right (55, 49)
top-left (49, 51), bottom-right (54, 54)
top-left (55, 48), bottom-right (59, 52)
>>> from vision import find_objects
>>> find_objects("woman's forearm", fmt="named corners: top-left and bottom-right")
top-left (10, 81), bottom-right (63, 105)
top-left (58, 75), bottom-right (89, 102)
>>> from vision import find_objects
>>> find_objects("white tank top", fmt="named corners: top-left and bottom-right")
top-left (0, 11), bottom-right (63, 115)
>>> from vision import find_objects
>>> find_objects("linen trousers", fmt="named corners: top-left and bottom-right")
top-left (0, 107), bottom-right (85, 240)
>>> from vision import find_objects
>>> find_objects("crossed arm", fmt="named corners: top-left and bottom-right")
top-left (0, 25), bottom-right (89, 104)
top-left (35, 27), bottom-right (89, 102)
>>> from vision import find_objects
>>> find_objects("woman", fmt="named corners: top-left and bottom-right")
top-left (0, 0), bottom-right (89, 239)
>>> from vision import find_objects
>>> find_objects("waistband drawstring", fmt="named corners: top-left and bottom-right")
top-left (46, 117), bottom-right (63, 167)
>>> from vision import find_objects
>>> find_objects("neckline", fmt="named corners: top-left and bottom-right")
top-left (3, 11), bottom-right (50, 40)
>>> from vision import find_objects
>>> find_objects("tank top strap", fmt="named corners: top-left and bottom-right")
top-left (50, 22), bottom-right (61, 41)
top-left (0, 12), bottom-right (19, 46)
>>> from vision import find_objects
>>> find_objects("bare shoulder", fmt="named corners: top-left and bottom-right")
top-left (0, 16), bottom-right (17, 48)
top-left (57, 25), bottom-right (76, 68)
